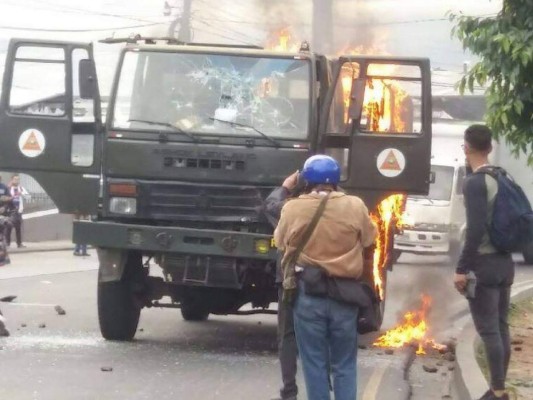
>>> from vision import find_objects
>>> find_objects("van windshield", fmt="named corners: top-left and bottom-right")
top-left (413, 165), bottom-right (455, 201)
top-left (112, 50), bottom-right (311, 140)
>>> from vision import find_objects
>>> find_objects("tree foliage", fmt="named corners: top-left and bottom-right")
top-left (451, 0), bottom-right (533, 165)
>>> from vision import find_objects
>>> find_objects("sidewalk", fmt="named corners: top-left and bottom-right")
top-left (8, 240), bottom-right (76, 254)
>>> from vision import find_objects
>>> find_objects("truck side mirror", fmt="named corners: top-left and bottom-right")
top-left (347, 78), bottom-right (366, 123)
top-left (429, 171), bottom-right (436, 184)
top-left (79, 59), bottom-right (96, 99)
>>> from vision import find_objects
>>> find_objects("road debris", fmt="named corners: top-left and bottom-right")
top-left (0, 295), bottom-right (17, 302)
top-left (422, 364), bottom-right (438, 373)
top-left (54, 305), bottom-right (66, 316)
top-left (39, 323), bottom-right (46, 328)
top-left (101, 366), bottom-right (113, 372)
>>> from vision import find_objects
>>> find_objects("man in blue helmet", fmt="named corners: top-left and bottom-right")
top-left (274, 155), bottom-right (377, 400)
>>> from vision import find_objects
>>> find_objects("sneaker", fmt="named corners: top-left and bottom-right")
top-left (478, 390), bottom-right (509, 400)
top-left (17, 244), bottom-right (26, 248)
top-left (81, 252), bottom-right (90, 256)
top-left (73, 251), bottom-right (82, 256)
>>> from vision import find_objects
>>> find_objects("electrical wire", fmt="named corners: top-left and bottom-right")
top-left (0, 22), bottom-right (165, 33)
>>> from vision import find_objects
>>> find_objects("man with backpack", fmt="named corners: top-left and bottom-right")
top-left (454, 124), bottom-right (521, 400)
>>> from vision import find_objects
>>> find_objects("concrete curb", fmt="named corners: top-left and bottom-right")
top-left (453, 282), bottom-right (533, 400)
top-left (7, 241), bottom-right (89, 255)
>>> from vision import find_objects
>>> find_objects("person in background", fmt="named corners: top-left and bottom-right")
top-left (0, 176), bottom-right (12, 266)
top-left (6, 174), bottom-right (30, 248)
top-left (265, 170), bottom-right (301, 400)
top-left (73, 213), bottom-right (90, 257)
top-left (454, 125), bottom-right (514, 400)
top-left (274, 155), bottom-right (377, 400)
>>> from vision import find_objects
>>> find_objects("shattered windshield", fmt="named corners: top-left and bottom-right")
top-left (112, 50), bottom-right (311, 140)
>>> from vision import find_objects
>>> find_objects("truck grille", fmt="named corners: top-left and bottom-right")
top-left (143, 182), bottom-right (272, 222)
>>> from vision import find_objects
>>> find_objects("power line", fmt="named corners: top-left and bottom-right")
top-left (0, 22), bottom-right (165, 33)
top-left (7, 0), bottom-right (168, 25)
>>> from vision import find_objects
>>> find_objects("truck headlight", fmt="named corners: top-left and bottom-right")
top-left (109, 197), bottom-right (137, 215)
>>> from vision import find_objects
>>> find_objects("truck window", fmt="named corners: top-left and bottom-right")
top-left (112, 51), bottom-right (311, 140)
top-left (8, 46), bottom-right (66, 116)
top-left (327, 62), bottom-right (422, 135)
top-left (412, 165), bottom-right (454, 201)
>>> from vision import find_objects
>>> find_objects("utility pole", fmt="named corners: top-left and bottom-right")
top-left (178, 0), bottom-right (192, 42)
top-left (312, 0), bottom-right (334, 54)
top-left (167, 0), bottom-right (192, 42)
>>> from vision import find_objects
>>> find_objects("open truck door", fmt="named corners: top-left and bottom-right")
top-left (0, 39), bottom-right (102, 214)
top-left (320, 56), bottom-right (432, 208)
top-left (320, 56), bottom-right (432, 314)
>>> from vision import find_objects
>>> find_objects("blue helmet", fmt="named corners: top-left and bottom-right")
top-left (301, 155), bottom-right (341, 185)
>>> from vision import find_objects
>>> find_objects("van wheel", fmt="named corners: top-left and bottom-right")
top-left (181, 291), bottom-right (210, 321)
top-left (98, 252), bottom-right (143, 341)
top-left (523, 241), bottom-right (533, 265)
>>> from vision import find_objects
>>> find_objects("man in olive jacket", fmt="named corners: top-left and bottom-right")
top-left (264, 171), bottom-right (300, 400)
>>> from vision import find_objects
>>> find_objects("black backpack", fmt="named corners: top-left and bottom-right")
top-left (478, 166), bottom-right (533, 252)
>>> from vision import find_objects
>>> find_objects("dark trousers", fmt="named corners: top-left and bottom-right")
top-left (278, 286), bottom-right (298, 399)
top-left (6, 212), bottom-right (22, 246)
top-left (468, 253), bottom-right (514, 391)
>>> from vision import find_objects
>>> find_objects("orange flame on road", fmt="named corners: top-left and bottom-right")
top-left (373, 294), bottom-right (446, 355)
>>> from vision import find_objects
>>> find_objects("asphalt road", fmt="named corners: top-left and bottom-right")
top-left (0, 250), bottom-right (531, 400)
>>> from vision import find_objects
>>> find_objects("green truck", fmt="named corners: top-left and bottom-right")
top-left (0, 37), bottom-right (432, 340)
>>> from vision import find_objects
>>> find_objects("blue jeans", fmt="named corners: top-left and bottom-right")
top-left (294, 280), bottom-right (359, 400)
top-left (74, 243), bottom-right (87, 254)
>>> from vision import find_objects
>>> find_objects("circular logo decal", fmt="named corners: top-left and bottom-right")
top-left (376, 148), bottom-right (406, 178)
top-left (18, 129), bottom-right (46, 158)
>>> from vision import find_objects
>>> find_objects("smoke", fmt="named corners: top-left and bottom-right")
top-left (252, 0), bottom-right (389, 55)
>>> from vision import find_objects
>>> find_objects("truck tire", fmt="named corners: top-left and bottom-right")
top-left (180, 291), bottom-right (210, 321)
top-left (98, 252), bottom-right (143, 341)
top-left (98, 281), bottom-right (141, 341)
top-left (523, 241), bottom-right (533, 265)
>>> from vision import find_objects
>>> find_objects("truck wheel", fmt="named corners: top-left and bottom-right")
top-left (523, 241), bottom-right (533, 265)
top-left (180, 291), bottom-right (210, 321)
top-left (98, 281), bottom-right (141, 340)
top-left (98, 252), bottom-right (143, 341)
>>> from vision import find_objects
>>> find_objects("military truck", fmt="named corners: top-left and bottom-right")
top-left (0, 37), bottom-right (432, 340)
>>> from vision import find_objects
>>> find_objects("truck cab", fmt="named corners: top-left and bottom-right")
top-left (0, 37), bottom-right (432, 340)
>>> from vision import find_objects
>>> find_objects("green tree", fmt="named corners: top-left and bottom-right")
top-left (451, 1), bottom-right (533, 164)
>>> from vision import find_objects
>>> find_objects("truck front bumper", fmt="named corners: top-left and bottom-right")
top-left (394, 229), bottom-right (450, 255)
top-left (73, 220), bottom-right (277, 260)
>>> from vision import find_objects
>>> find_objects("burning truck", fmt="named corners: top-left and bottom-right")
top-left (0, 36), bottom-right (431, 341)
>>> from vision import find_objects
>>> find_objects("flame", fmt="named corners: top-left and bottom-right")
top-left (266, 28), bottom-right (300, 52)
top-left (339, 61), bottom-right (409, 132)
top-left (373, 294), bottom-right (445, 355)
top-left (370, 194), bottom-right (406, 300)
